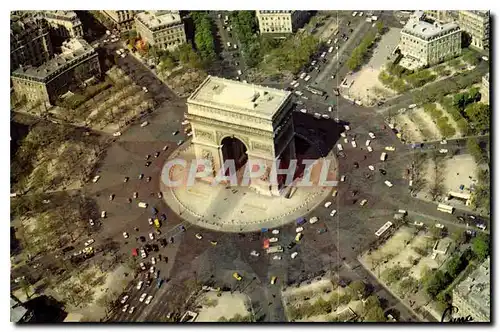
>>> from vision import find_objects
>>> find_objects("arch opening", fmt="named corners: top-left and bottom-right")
top-left (221, 137), bottom-right (248, 172)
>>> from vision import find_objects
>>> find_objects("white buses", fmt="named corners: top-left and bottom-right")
top-left (375, 221), bottom-right (393, 237)
top-left (266, 246), bottom-right (284, 254)
top-left (437, 203), bottom-right (454, 214)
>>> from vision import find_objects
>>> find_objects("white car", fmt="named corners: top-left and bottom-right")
top-left (116, 50), bottom-right (121, 55)
top-left (293, 82), bottom-right (300, 88)
top-left (181, 120), bottom-right (190, 125)
top-left (330, 209), bottom-right (337, 217)
top-left (269, 237), bottom-right (279, 243)
top-left (149, 232), bottom-right (154, 240)
top-left (385, 146), bottom-right (395, 151)
top-left (314, 113), bottom-right (321, 119)
top-left (151, 257), bottom-right (156, 265)
top-left (322, 114), bottom-right (330, 119)
top-left (291, 252), bottom-right (298, 259)
top-left (139, 262), bottom-right (146, 270)
top-left (92, 175), bottom-right (101, 183)
top-left (360, 199), bottom-right (367, 206)
top-left (133, 192), bottom-right (138, 199)
top-left (121, 53), bottom-right (126, 58)
top-left (367, 146), bottom-right (373, 152)
top-left (340, 132), bottom-right (347, 138)
top-left (140, 121), bottom-right (149, 127)
top-left (337, 143), bottom-right (343, 151)
top-left (250, 250), bottom-right (260, 257)
top-left (140, 249), bottom-right (147, 258)
top-left (145, 295), bottom-right (153, 305)
top-left (344, 125), bottom-right (350, 131)
top-left (272, 255), bottom-right (282, 260)
top-left (340, 175), bottom-right (346, 182)
top-left (84, 239), bottom-right (95, 247)
top-left (344, 138), bottom-right (349, 144)
top-left (304, 75), bottom-right (311, 82)
top-left (384, 180), bottom-right (393, 188)
top-left (89, 219), bottom-right (95, 226)
top-left (365, 140), bottom-right (371, 146)
top-left (368, 132), bottom-right (376, 139)
top-left (299, 108), bottom-right (307, 114)
top-left (327, 39), bottom-right (332, 44)
top-left (163, 145), bottom-right (169, 151)
top-left (435, 224), bottom-right (445, 229)
top-left (109, 194), bottom-right (115, 201)
top-left (120, 295), bottom-right (129, 304)
top-left (113, 131), bottom-right (122, 137)
top-left (324, 201), bottom-right (332, 208)
top-left (122, 304), bottom-right (129, 312)
top-left (328, 106), bottom-right (333, 112)
top-left (139, 293), bottom-right (147, 302)
top-left (142, 87), bottom-right (148, 93)
top-left (195, 233), bottom-right (203, 240)
top-left (149, 266), bottom-right (155, 273)
top-left (309, 216), bottom-right (319, 224)
top-left (368, 165), bottom-right (375, 171)
top-left (413, 221), bottom-right (424, 227)
top-left (439, 149), bottom-right (448, 154)
top-left (331, 190), bottom-right (338, 197)
top-left (290, 80), bottom-right (297, 86)
top-left (272, 229), bottom-right (280, 235)
top-left (128, 306), bottom-right (135, 314)
top-left (296, 227), bottom-right (304, 233)
top-left (136, 281), bottom-right (144, 290)
top-left (123, 232), bottom-right (129, 239)
top-left (440, 140), bottom-right (447, 145)
top-left (351, 141), bottom-right (357, 148)
top-left (300, 72), bottom-right (307, 79)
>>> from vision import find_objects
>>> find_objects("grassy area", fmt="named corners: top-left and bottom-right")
top-left (56, 78), bottom-right (113, 110)
top-left (422, 103), bottom-right (456, 138)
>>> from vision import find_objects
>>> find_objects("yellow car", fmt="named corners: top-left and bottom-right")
top-left (270, 276), bottom-right (277, 285)
top-left (210, 240), bottom-right (218, 246)
top-left (233, 272), bottom-right (242, 281)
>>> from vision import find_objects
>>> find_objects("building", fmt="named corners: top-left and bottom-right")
top-left (398, 11), bottom-right (461, 69)
top-left (135, 11), bottom-right (186, 50)
top-left (452, 258), bottom-right (490, 322)
top-left (423, 10), bottom-right (458, 23)
top-left (256, 10), bottom-right (309, 34)
top-left (102, 10), bottom-right (138, 31)
top-left (43, 11), bottom-right (84, 38)
top-left (481, 73), bottom-right (489, 104)
top-left (10, 15), bottom-right (54, 72)
top-left (10, 295), bottom-right (34, 323)
top-left (11, 38), bottom-right (101, 107)
top-left (458, 10), bottom-right (490, 51)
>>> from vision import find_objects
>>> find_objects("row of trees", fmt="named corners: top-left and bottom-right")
top-left (191, 12), bottom-right (217, 62)
top-left (422, 103), bottom-right (456, 138)
top-left (231, 11), bottom-right (259, 67)
top-left (347, 30), bottom-right (377, 71)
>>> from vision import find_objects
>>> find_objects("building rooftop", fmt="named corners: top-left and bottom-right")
top-left (10, 297), bottom-right (28, 323)
top-left (43, 10), bottom-right (80, 22)
top-left (12, 38), bottom-right (95, 82)
top-left (258, 10), bottom-right (294, 14)
top-left (402, 11), bottom-right (460, 41)
top-left (462, 10), bottom-right (489, 18)
top-left (187, 76), bottom-right (291, 120)
top-left (454, 257), bottom-right (490, 318)
top-left (136, 10), bottom-right (182, 30)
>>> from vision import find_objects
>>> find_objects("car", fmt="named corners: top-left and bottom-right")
top-left (136, 280), bottom-right (144, 290)
top-left (140, 249), bottom-right (147, 258)
top-left (330, 209), bottom-right (337, 217)
top-left (156, 192), bottom-right (163, 199)
top-left (384, 180), bottom-right (393, 187)
top-left (233, 272), bottom-right (242, 281)
top-left (344, 125), bottom-right (350, 131)
top-left (328, 106), bottom-right (333, 112)
top-left (128, 306), bottom-right (135, 314)
top-left (340, 132), bottom-right (346, 138)
top-left (250, 250), bottom-right (260, 257)
top-left (365, 139), bottom-right (372, 147)
top-left (140, 121), bottom-right (149, 127)
top-left (439, 149), bottom-right (448, 154)
top-left (145, 279), bottom-right (152, 287)
top-left (353, 162), bottom-right (359, 169)
top-left (340, 175), bottom-right (346, 182)
top-left (318, 228), bottom-right (327, 234)
top-left (122, 304), bottom-right (129, 312)
top-left (139, 293), bottom-right (147, 302)
top-left (92, 175), bottom-right (101, 183)
top-left (140, 236), bottom-right (146, 242)
top-left (270, 276), bottom-right (277, 285)
top-left (123, 176), bottom-right (129, 183)
top-left (456, 216), bottom-right (465, 223)
top-left (113, 131), bottom-right (122, 137)
top-left (120, 295), bottom-right (129, 304)
top-left (368, 165), bottom-right (375, 171)
top-left (145, 161), bottom-right (152, 167)
top-left (160, 238), bottom-right (168, 247)
top-left (309, 216), bottom-right (319, 224)
top-left (291, 252), bottom-right (298, 259)
top-left (440, 140), bottom-right (447, 145)
top-left (149, 232), bottom-right (155, 240)
top-left (476, 223), bottom-right (486, 231)
top-left (324, 201), bottom-right (332, 208)
top-left (172, 130), bottom-right (179, 136)
top-left (89, 219), bottom-right (95, 226)
top-left (367, 146), bottom-right (373, 152)
top-left (84, 239), bottom-right (95, 247)
top-left (368, 132), bottom-right (376, 139)
top-left (109, 194), bottom-right (115, 201)
top-left (344, 138), bottom-right (349, 144)
top-left (413, 221), bottom-right (424, 227)
top-left (269, 237), bottom-right (278, 243)
top-left (163, 145), bottom-right (169, 151)
top-left (210, 240), bottom-right (218, 246)
top-left (145, 154), bottom-right (151, 160)
top-left (435, 224), bottom-right (445, 229)
top-left (145, 295), bottom-right (153, 305)
top-left (322, 114), bottom-right (330, 119)
top-left (138, 173), bottom-right (144, 180)
top-left (150, 266), bottom-right (155, 274)
top-left (287, 242), bottom-right (296, 249)
top-left (294, 226), bottom-right (304, 234)
top-left (272, 229), bottom-right (280, 235)
top-left (360, 199), bottom-right (367, 206)
top-left (151, 257), bottom-right (156, 265)
top-left (331, 190), bottom-right (338, 197)
top-left (385, 146), bottom-right (395, 151)
top-left (273, 255), bottom-right (282, 260)
top-left (468, 215), bottom-right (477, 220)
top-left (123, 232), bottom-right (129, 239)
top-left (146, 176), bottom-right (151, 182)
top-left (379, 169), bottom-right (387, 175)
top-left (177, 140), bottom-right (184, 146)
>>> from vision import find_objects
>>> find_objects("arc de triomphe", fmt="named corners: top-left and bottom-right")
top-left (185, 76), bottom-right (296, 196)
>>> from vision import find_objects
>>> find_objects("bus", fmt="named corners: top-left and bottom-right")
top-left (305, 85), bottom-right (326, 96)
top-left (375, 222), bottom-right (393, 237)
top-left (437, 203), bottom-right (454, 214)
top-left (266, 246), bottom-right (284, 254)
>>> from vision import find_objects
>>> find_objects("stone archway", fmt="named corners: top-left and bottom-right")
top-left (221, 136), bottom-right (248, 171)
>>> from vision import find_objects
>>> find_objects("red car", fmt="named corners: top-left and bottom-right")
top-left (132, 248), bottom-right (138, 257)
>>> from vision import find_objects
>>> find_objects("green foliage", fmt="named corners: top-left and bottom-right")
top-left (399, 277), bottom-right (419, 294)
top-left (347, 31), bottom-right (376, 71)
top-left (382, 266), bottom-right (410, 284)
top-left (446, 253), bottom-right (467, 279)
top-left (451, 230), bottom-right (467, 245)
top-left (173, 44), bottom-right (203, 69)
top-left (425, 270), bottom-right (452, 298)
top-left (348, 280), bottom-right (366, 299)
top-left (364, 305), bottom-right (386, 322)
top-left (462, 49), bottom-right (480, 66)
top-left (363, 295), bottom-right (380, 308)
top-left (376, 21), bottom-right (385, 34)
top-left (191, 12), bottom-right (216, 61)
top-left (406, 70), bottom-right (437, 88)
top-left (466, 137), bottom-right (487, 164)
top-left (471, 169), bottom-right (490, 213)
top-left (471, 234), bottom-right (490, 261)
top-left (465, 102), bottom-right (490, 133)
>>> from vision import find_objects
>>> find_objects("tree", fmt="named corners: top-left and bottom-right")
top-left (348, 280), bottom-right (366, 299)
top-left (425, 270), bottom-right (451, 298)
top-left (451, 230), bottom-right (467, 245)
top-left (471, 234), bottom-right (490, 261)
top-left (399, 277), bottom-right (419, 294)
top-left (364, 305), bottom-right (386, 322)
top-left (466, 137), bottom-right (487, 164)
top-left (376, 21), bottom-right (385, 34)
top-left (465, 103), bottom-right (490, 133)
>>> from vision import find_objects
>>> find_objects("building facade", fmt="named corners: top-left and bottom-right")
top-left (423, 10), bottom-right (458, 23)
top-left (11, 38), bottom-right (101, 106)
top-left (256, 10), bottom-right (309, 34)
top-left (458, 10), bottom-right (489, 51)
top-left (43, 10), bottom-right (84, 38)
top-left (481, 73), bottom-right (489, 105)
top-left (10, 15), bottom-right (54, 72)
top-left (399, 11), bottom-right (461, 68)
top-left (135, 11), bottom-right (186, 50)
top-left (452, 258), bottom-right (490, 322)
top-left (102, 10), bottom-right (138, 31)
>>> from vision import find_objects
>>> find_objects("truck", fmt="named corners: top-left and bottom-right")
top-left (266, 246), bottom-right (284, 254)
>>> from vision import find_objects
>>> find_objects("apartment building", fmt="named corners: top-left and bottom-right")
top-left (423, 10), bottom-right (458, 23)
top-left (10, 15), bottom-right (53, 72)
top-left (399, 11), bottom-right (461, 68)
top-left (256, 10), bottom-right (309, 34)
top-left (452, 258), bottom-right (490, 322)
top-left (481, 73), bottom-right (489, 105)
top-left (102, 10), bottom-right (138, 30)
top-left (11, 38), bottom-right (101, 106)
top-left (135, 11), bottom-right (186, 50)
top-left (458, 10), bottom-right (490, 51)
top-left (43, 10), bottom-right (84, 38)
